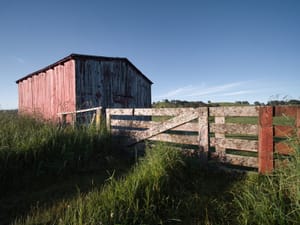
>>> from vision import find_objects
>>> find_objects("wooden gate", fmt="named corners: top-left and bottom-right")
top-left (106, 107), bottom-right (209, 158)
top-left (106, 106), bottom-right (300, 173)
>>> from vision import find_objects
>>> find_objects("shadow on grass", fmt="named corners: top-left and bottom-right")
top-left (1, 142), bottom-right (249, 225)
top-left (164, 156), bottom-right (248, 225)
top-left (0, 139), bottom-right (134, 225)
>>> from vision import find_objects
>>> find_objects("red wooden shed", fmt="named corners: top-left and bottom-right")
top-left (16, 54), bottom-right (153, 121)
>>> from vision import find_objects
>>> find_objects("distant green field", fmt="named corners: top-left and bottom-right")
top-left (227, 116), bottom-right (295, 126)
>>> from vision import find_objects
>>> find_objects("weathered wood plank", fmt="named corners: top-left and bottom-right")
top-left (214, 114), bottom-right (226, 156)
top-left (210, 123), bottom-right (258, 135)
top-left (275, 142), bottom-right (294, 155)
top-left (258, 106), bottom-right (274, 174)
top-left (127, 110), bottom-right (200, 145)
top-left (58, 106), bottom-right (102, 115)
top-left (134, 107), bottom-right (198, 116)
top-left (107, 107), bottom-right (208, 116)
top-left (111, 119), bottom-right (155, 128)
top-left (172, 122), bottom-right (198, 132)
top-left (274, 125), bottom-right (295, 137)
top-left (198, 107), bottom-right (209, 160)
top-left (106, 108), bottom-right (134, 115)
top-left (111, 129), bottom-right (200, 145)
top-left (210, 106), bottom-right (259, 117)
top-left (211, 152), bottom-right (258, 168)
top-left (111, 119), bottom-right (199, 131)
top-left (106, 112), bottom-right (111, 131)
top-left (214, 138), bottom-right (258, 152)
top-left (149, 133), bottom-right (199, 145)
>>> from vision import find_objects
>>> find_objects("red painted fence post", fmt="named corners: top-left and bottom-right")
top-left (258, 106), bottom-right (274, 174)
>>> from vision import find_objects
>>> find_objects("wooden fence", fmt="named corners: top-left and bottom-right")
top-left (58, 106), bottom-right (103, 129)
top-left (106, 106), bottom-right (300, 173)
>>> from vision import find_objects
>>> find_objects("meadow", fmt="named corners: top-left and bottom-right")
top-left (0, 111), bottom-right (299, 225)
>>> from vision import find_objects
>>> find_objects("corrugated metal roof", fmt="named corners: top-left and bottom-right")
top-left (16, 53), bottom-right (153, 84)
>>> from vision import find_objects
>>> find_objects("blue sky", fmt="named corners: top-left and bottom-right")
top-left (0, 0), bottom-right (299, 109)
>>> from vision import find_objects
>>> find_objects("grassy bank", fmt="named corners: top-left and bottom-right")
top-left (232, 136), bottom-right (300, 225)
top-left (0, 111), bottom-right (121, 190)
top-left (1, 111), bottom-right (300, 225)
top-left (13, 144), bottom-right (245, 225)
top-left (13, 142), bottom-right (300, 225)
top-left (0, 112), bottom-right (130, 224)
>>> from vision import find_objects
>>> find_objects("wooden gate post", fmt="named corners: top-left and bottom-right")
top-left (258, 106), bottom-right (274, 174)
top-left (95, 107), bottom-right (102, 131)
top-left (198, 107), bottom-right (209, 161)
top-left (214, 107), bottom-right (226, 159)
top-left (106, 109), bottom-right (111, 132)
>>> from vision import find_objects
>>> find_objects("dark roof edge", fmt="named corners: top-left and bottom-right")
top-left (16, 53), bottom-right (153, 84)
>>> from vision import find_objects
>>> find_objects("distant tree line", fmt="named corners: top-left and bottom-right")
top-left (266, 99), bottom-right (300, 106)
top-left (152, 99), bottom-right (208, 108)
top-left (152, 99), bottom-right (300, 108)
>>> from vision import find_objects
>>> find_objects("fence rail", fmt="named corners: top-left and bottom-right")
top-left (106, 106), bottom-right (300, 173)
top-left (58, 106), bottom-right (102, 129)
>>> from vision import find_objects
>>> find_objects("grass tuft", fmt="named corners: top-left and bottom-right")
top-left (232, 135), bottom-right (300, 225)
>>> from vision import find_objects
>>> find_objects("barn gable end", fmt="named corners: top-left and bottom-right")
top-left (16, 54), bottom-right (152, 121)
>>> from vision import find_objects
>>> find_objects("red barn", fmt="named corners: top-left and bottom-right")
top-left (16, 54), bottom-right (152, 121)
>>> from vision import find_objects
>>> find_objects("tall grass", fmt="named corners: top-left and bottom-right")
top-left (0, 111), bottom-right (113, 193)
top-left (11, 138), bottom-right (300, 225)
top-left (14, 143), bottom-right (247, 225)
top-left (15, 144), bottom-right (185, 225)
top-left (233, 135), bottom-right (300, 225)
top-left (2, 111), bottom-right (300, 225)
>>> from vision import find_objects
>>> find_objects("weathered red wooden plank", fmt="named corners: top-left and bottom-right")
top-left (275, 142), bottom-right (294, 155)
top-left (258, 106), bottom-right (274, 174)
top-left (40, 72), bottom-right (45, 116)
top-left (274, 125), bottom-right (295, 137)
top-left (274, 106), bottom-right (297, 117)
top-left (46, 70), bottom-right (51, 119)
top-left (55, 67), bottom-right (59, 120)
top-left (57, 65), bottom-right (62, 114)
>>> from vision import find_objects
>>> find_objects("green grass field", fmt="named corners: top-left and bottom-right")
top-left (1, 111), bottom-right (299, 225)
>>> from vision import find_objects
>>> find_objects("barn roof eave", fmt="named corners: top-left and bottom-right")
top-left (15, 53), bottom-right (153, 85)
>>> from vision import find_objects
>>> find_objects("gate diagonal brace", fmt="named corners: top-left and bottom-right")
top-left (127, 109), bottom-right (201, 146)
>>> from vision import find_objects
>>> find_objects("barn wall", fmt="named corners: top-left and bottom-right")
top-left (75, 59), bottom-right (151, 109)
top-left (17, 60), bottom-right (76, 121)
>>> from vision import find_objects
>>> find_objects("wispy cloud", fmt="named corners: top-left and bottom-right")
top-left (223, 90), bottom-right (254, 96)
top-left (158, 81), bottom-right (247, 99)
